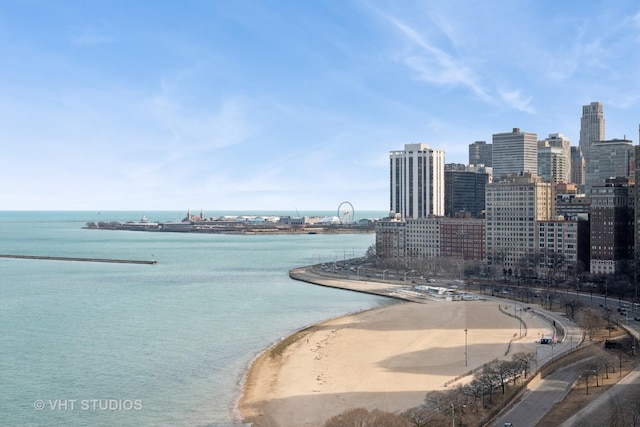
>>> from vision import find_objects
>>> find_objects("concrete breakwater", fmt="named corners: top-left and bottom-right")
top-left (0, 254), bottom-right (157, 265)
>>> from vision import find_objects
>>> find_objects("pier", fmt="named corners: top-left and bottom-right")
top-left (0, 254), bottom-right (157, 265)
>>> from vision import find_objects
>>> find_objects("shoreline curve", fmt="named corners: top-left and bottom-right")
top-left (237, 268), bottom-right (552, 427)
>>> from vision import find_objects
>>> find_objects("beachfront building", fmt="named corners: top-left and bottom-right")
top-left (589, 177), bottom-right (635, 275)
top-left (405, 217), bottom-right (440, 259)
top-left (390, 143), bottom-right (445, 219)
top-left (469, 140), bottom-right (492, 167)
top-left (538, 133), bottom-right (571, 185)
top-left (444, 163), bottom-right (491, 218)
top-left (440, 218), bottom-right (486, 261)
top-left (404, 217), bottom-right (486, 261)
top-left (375, 216), bottom-right (486, 266)
top-left (485, 173), bottom-right (554, 277)
top-left (492, 128), bottom-right (538, 180)
top-left (375, 217), bottom-right (406, 262)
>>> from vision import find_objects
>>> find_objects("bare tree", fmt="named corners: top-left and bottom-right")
top-left (586, 361), bottom-right (601, 387)
top-left (542, 249), bottom-right (567, 286)
top-left (462, 379), bottom-right (485, 410)
top-left (561, 296), bottom-right (584, 320)
top-left (324, 408), bottom-right (412, 427)
top-left (577, 307), bottom-right (606, 340)
top-left (475, 368), bottom-right (496, 403)
top-left (364, 244), bottom-right (376, 262)
top-left (503, 360), bottom-right (521, 386)
top-left (423, 390), bottom-right (449, 413)
top-left (511, 351), bottom-right (535, 379)
top-left (481, 360), bottom-right (510, 395)
top-left (402, 405), bottom-right (444, 427)
top-left (579, 369), bottom-right (597, 395)
top-left (594, 348), bottom-right (617, 379)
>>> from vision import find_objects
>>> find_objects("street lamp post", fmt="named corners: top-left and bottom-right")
top-left (586, 372), bottom-right (590, 395)
top-left (619, 351), bottom-right (623, 378)
top-left (464, 329), bottom-right (468, 367)
top-left (451, 403), bottom-right (455, 427)
top-left (403, 270), bottom-right (414, 284)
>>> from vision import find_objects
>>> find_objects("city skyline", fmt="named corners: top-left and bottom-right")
top-left (2, 1), bottom-right (640, 210)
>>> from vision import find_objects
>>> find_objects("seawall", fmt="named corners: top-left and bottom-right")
top-left (0, 254), bottom-right (157, 265)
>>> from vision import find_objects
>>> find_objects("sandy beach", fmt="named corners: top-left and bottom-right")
top-left (239, 296), bottom-right (552, 427)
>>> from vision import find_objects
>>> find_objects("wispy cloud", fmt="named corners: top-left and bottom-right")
top-left (386, 17), bottom-right (491, 102)
top-left (499, 90), bottom-right (535, 114)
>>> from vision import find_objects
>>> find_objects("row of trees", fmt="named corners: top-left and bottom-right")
top-left (369, 242), bottom-right (639, 303)
top-left (372, 245), bottom-right (578, 284)
top-left (324, 352), bottom-right (535, 427)
top-left (323, 344), bottom-right (635, 427)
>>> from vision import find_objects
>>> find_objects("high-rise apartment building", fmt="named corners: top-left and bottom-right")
top-left (579, 101), bottom-right (605, 162)
top-left (589, 177), bottom-right (634, 274)
top-left (536, 220), bottom-right (590, 276)
top-left (492, 128), bottom-right (538, 179)
top-left (485, 173), bottom-right (553, 275)
top-left (390, 143), bottom-right (445, 219)
top-left (584, 138), bottom-right (634, 192)
top-left (570, 146), bottom-right (585, 186)
top-left (538, 133), bottom-right (571, 184)
top-left (444, 164), bottom-right (491, 218)
top-left (469, 140), bottom-right (492, 167)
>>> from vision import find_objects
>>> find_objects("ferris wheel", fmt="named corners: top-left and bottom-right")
top-left (337, 201), bottom-right (355, 224)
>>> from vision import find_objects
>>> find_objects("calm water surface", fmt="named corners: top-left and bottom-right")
top-left (0, 211), bottom-right (391, 426)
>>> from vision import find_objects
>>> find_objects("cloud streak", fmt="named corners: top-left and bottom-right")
top-left (388, 17), bottom-right (491, 102)
top-left (499, 90), bottom-right (535, 114)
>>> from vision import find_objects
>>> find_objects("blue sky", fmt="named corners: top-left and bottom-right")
top-left (1, 0), bottom-right (640, 211)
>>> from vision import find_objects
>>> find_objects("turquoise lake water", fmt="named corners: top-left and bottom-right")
top-left (0, 211), bottom-right (391, 427)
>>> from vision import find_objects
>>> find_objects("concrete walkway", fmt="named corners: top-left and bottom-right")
top-left (493, 360), bottom-right (591, 427)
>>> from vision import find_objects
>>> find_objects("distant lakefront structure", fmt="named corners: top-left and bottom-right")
top-left (86, 209), bottom-right (377, 234)
top-left (377, 101), bottom-right (640, 283)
